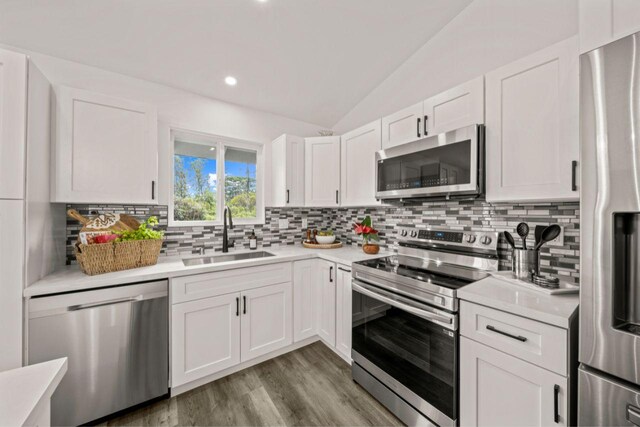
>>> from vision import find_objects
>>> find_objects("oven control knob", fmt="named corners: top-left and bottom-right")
top-left (400, 229), bottom-right (408, 237)
top-left (466, 235), bottom-right (477, 244)
top-left (410, 230), bottom-right (418, 238)
top-left (480, 235), bottom-right (492, 245)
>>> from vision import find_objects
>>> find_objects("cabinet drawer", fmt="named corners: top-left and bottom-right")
top-left (172, 262), bottom-right (292, 304)
top-left (460, 301), bottom-right (567, 375)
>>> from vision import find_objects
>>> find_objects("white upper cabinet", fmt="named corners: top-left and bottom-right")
top-left (580, 0), bottom-right (640, 53)
top-left (340, 119), bottom-right (381, 207)
top-left (485, 37), bottom-right (579, 203)
top-left (423, 76), bottom-right (484, 136)
top-left (51, 86), bottom-right (158, 204)
top-left (381, 102), bottom-right (424, 149)
top-left (0, 49), bottom-right (27, 200)
top-left (305, 136), bottom-right (341, 207)
top-left (271, 134), bottom-right (305, 207)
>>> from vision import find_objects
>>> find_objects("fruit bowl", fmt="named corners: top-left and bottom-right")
top-left (316, 235), bottom-right (336, 244)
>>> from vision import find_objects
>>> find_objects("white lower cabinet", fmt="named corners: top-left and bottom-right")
top-left (293, 259), bottom-right (318, 342)
top-left (317, 259), bottom-right (337, 346)
top-left (171, 293), bottom-right (241, 387)
top-left (335, 265), bottom-right (352, 361)
top-left (460, 337), bottom-right (568, 427)
top-left (240, 282), bottom-right (292, 362)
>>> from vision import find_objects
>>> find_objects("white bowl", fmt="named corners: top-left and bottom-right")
top-left (316, 235), bottom-right (336, 244)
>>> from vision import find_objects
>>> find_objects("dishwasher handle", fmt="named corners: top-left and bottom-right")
top-left (68, 295), bottom-right (144, 311)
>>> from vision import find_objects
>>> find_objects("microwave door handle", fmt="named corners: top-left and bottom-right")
top-left (352, 281), bottom-right (454, 329)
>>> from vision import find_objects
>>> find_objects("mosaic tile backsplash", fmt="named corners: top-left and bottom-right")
top-left (66, 199), bottom-right (580, 284)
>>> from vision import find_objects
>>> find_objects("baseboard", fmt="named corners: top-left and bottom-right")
top-left (170, 336), bottom-right (321, 396)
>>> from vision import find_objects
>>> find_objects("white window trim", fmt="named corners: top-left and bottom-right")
top-left (169, 128), bottom-right (265, 227)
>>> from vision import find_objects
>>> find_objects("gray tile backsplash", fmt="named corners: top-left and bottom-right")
top-left (66, 199), bottom-right (579, 284)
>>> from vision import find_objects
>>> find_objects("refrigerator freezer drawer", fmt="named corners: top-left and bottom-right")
top-left (579, 365), bottom-right (640, 426)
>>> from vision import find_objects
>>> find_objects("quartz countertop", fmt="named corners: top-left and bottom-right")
top-left (0, 358), bottom-right (67, 426)
top-left (458, 275), bottom-right (579, 328)
top-left (25, 244), bottom-right (390, 297)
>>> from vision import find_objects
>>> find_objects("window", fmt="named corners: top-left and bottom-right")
top-left (171, 129), bottom-right (263, 225)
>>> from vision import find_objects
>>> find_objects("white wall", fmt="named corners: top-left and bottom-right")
top-left (1, 45), bottom-right (325, 207)
top-left (332, 0), bottom-right (579, 133)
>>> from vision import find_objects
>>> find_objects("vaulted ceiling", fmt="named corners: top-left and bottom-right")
top-left (0, 0), bottom-right (473, 127)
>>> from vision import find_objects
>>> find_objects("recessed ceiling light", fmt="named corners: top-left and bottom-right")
top-left (225, 76), bottom-right (237, 86)
top-left (209, 147), bottom-right (215, 151)
top-left (256, 0), bottom-right (268, 2)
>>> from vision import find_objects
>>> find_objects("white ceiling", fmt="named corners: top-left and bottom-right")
top-left (0, 0), bottom-right (472, 127)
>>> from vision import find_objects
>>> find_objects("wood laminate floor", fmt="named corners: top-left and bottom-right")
top-left (99, 342), bottom-right (403, 427)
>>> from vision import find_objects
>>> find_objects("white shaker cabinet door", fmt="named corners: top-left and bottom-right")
top-left (381, 102), bottom-right (424, 149)
top-left (0, 200), bottom-right (24, 371)
top-left (340, 119), bottom-right (381, 207)
top-left (240, 282), bottom-right (292, 362)
top-left (335, 265), bottom-right (352, 362)
top-left (423, 76), bottom-right (484, 136)
top-left (485, 37), bottom-right (579, 203)
top-left (51, 86), bottom-right (158, 204)
top-left (580, 0), bottom-right (640, 53)
top-left (0, 49), bottom-right (27, 200)
top-left (171, 293), bottom-right (241, 387)
top-left (271, 134), bottom-right (305, 207)
top-left (293, 259), bottom-right (317, 342)
top-left (305, 136), bottom-right (341, 207)
top-left (316, 259), bottom-right (336, 347)
top-left (460, 337), bottom-right (568, 427)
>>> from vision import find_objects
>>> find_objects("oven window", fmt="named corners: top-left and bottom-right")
top-left (352, 291), bottom-right (457, 419)
top-left (377, 139), bottom-right (471, 192)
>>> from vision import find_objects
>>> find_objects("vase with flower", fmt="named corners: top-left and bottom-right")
top-left (353, 215), bottom-right (380, 254)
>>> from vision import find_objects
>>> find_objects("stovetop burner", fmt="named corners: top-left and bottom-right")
top-left (357, 254), bottom-right (491, 290)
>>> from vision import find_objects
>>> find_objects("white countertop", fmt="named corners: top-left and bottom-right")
top-left (458, 275), bottom-right (579, 328)
top-left (0, 358), bottom-right (67, 426)
top-left (26, 244), bottom-right (390, 297)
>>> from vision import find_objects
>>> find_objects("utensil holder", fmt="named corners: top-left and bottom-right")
top-left (512, 248), bottom-right (540, 280)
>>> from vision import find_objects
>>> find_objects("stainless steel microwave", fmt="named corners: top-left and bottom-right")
top-left (375, 124), bottom-right (484, 200)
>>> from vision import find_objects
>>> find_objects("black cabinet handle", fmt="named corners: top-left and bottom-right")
top-left (336, 190), bottom-right (339, 205)
top-left (329, 266), bottom-right (334, 283)
top-left (553, 384), bottom-right (560, 423)
top-left (424, 115), bottom-right (429, 136)
top-left (151, 181), bottom-right (155, 200)
top-left (236, 297), bottom-right (239, 316)
top-left (417, 117), bottom-right (421, 138)
top-left (286, 189), bottom-right (290, 204)
top-left (486, 325), bottom-right (527, 342)
top-left (571, 161), bottom-right (578, 191)
top-left (338, 267), bottom-right (351, 273)
top-left (243, 296), bottom-right (247, 314)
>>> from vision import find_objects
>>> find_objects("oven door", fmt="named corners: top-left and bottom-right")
top-left (375, 124), bottom-right (482, 200)
top-left (351, 279), bottom-right (458, 426)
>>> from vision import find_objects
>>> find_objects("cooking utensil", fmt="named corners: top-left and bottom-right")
top-left (504, 231), bottom-right (516, 249)
top-left (534, 225), bottom-right (545, 248)
top-left (67, 209), bottom-right (140, 232)
top-left (516, 222), bottom-right (530, 250)
top-left (534, 224), bottom-right (561, 250)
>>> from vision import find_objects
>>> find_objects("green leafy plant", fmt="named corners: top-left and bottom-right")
top-left (318, 230), bottom-right (334, 236)
top-left (116, 216), bottom-right (164, 242)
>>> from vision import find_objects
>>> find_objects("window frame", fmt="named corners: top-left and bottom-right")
top-left (169, 128), bottom-right (265, 227)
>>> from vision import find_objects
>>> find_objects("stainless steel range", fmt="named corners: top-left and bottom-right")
top-left (351, 227), bottom-right (498, 427)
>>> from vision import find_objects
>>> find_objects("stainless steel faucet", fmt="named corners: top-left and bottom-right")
top-left (222, 206), bottom-right (234, 253)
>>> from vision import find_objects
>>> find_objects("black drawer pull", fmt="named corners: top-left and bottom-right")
top-left (571, 160), bottom-right (578, 191)
top-left (236, 297), bottom-right (239, 316)
top-left (286, 189), bottom-right (290, 204)
top-left (338, 267), bottom-right (351, 273)
top-left (417, 117), bottom-right (421, 138)
top-left (486, 325), bottom-right (527, 342)
top-left (151, 180), bottom-right (155, 200)
top-left (243, 296), bottom-right (247, 314)
top-left (554, 384), bottom-right (560, 423)
top-left (423, 115), bottom-right (428, 136)
top-left (329, 266), bottom-right (334, 283)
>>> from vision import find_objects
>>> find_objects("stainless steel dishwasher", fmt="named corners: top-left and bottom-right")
top-left (28, 280), bottom-right (169, 426)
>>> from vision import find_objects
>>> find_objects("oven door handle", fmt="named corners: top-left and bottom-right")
top-left (352, 280), bottom-right (457, 331)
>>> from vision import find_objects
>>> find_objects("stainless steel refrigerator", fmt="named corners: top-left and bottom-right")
top-left (580, 31), bottom-right (640, 426)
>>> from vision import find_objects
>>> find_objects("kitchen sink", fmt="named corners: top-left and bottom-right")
top-left (182, 251), bottom-right (275, 266)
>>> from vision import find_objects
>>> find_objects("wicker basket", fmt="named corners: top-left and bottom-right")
top-left (75, 239), bottom-right (163, 276)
